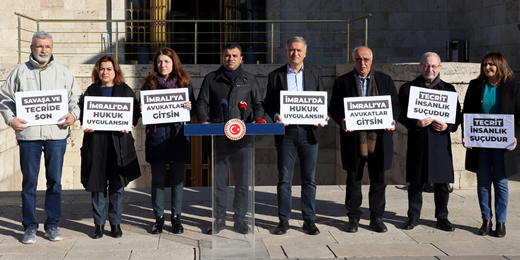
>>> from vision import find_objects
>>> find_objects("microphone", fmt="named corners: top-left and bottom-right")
top-left (238, 101), bottom-right (247, 121)
top-left (255, 118), bottom-right (266, 124)
top-left (220, 99), bottom-right (228, 123)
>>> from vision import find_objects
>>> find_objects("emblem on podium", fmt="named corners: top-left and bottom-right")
top-left (224, 119), bottom-right (246, 140)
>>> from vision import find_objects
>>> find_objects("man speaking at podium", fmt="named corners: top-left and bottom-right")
top-left (196, 43), bottom-right (264, 234)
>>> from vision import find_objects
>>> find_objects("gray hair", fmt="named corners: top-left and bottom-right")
top-left (351, 46), bottom-right (373, 61)
top-left (420, 52), bottom-right (441, 65)
top-left (286, 36), bottom-right (307, 50)
top-left (31, 31), bottom-right (53, 46)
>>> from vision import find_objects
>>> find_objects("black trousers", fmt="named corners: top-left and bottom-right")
top-left (407, 183), bottom-right (450, 219)
top-left (213, 136), bottom-right (250, 221)
top-left (345, 161), bottom-right (386, 220)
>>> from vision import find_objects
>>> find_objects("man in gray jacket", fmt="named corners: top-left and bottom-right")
top-left (0, 31), bottom-right (81, 244)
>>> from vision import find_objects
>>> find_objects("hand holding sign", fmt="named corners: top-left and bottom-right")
top-left (140, 88), bottom-right (191, 125)
top-left (59, 113), bottom-right (75, 127)
top-left (279, 91), bottom-right (328, 125)
top-left (343, 95), bottom-right (394, 131)
top-left (407, 86), bottom-right (458, 124)
top-left (384, 120), bottom-right (396, 131)
top-left (11, 117), bottom-right (28, 131)
top-left (432, 119), bottom-right (447, 132)
top-left (463, 114), bottom-right (515, 149)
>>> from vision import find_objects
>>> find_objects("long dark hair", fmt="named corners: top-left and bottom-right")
top-left (142, 47), bottom-right (191, 90)
top-left (477, 52), bottom-right (514, 85)
top-left (91, 55), bottom-right (125, 86)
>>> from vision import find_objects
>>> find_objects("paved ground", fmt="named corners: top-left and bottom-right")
top-left (2, 177), bottom-right (520, 260)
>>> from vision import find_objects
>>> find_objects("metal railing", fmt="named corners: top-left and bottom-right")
top-left (15, 12), bottom-right (371, 64)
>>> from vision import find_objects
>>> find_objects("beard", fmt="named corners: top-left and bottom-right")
top-left (33, 52), bottom-right (50, 63)
top-left (423, 74), bottom-right (436, 82)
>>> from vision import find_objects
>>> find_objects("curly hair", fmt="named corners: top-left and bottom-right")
top-left (142, 47), bottom-right (191, 90)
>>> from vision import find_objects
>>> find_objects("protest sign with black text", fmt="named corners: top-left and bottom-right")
top-left (343, 95), bottom-right (394, 131)
top-left (407, 86), bottom-right (458, 124)
top-left (82, 96), bottom-right (134, 131)
top-left (140, 88), bottom-right (190, 125)
top-left (279, 90), bottom-right (328, 125)
top-left (15, 89), bottom-right (68, 126)
top-left (464, 113), bottom-right (514, 149)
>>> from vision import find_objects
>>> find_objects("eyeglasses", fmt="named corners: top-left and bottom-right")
top-left (421, 64), bottom-right (440, 69)
top-left (484, 62), bottom-right (496, 67)
top-left (354, 57), bottom-right (372, 63)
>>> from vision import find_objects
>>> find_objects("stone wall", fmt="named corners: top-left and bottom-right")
top-left (0, 0), bottom-right (125, 65)
top-left (3, 1), bottom-right (520, 68)
top-left (0, 62), bottom-right (480, 191)
top-left (267, 0), bottom-right (520, 68)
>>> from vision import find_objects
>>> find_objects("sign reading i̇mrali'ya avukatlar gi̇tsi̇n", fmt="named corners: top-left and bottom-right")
top-left (82, 96), bottom-right (134, 131)
top-left (407, 86), bottom-right (458, 124)
top-left (464, 114), bottom-right (515, 149)
top-left (343, 95), bottom-right (394, 130)
top-left (279, 90), bottom-right (328, 125)
top-left (140, 88), bottom-right (190, 125)
top-left (15, 89), bottom-right (68, 126)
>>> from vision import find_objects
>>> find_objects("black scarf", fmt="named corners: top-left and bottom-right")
top-left (222, 64), bottom-right (243, 86)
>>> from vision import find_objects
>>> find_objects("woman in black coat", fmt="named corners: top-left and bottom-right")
top-left (462, 52), bottom-right (520, 238)
top-left (80, 56), bottom-right (141, 239)
top-left (142, 47), bottom-right (194, 234)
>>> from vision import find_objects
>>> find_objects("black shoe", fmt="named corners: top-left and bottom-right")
top-left (171, 215), bottom-right (184, 234)
top-left (302, 220), bottom-right (320, 235)
top-left (402, 218), bottom-right (419, 230)
top-left (110, 224), bottom-right (123, 238)
top-left (478, 219), bottom-right (492, 236)
top-left (346, 219), bottom-right (359, 233)
top-left (233, 219), bottom-right (251, 234)
top-left (152, 216), bottom-right (164, 234)
top-left (436, 218), bottom-right (455, 232)
top-left (206, 219), bottom-right (225, 234)
top-left (273, 220), bottom-right (289, 235)
top-left (495, 222), bottom-right (506, 237)
top-left (92, 224), bottom-right (104, 239)
top-left (370, 218), bottom-right (388, 233)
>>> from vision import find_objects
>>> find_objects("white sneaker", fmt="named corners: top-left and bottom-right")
top-left (45, 227), bottom-right (63, 241)
top-left (22, 229), bottom-right (37, 244)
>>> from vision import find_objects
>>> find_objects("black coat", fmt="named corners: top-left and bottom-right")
top-left (462, 79), bottom-right (520, 178)
top-left (329, 70), bottom-right (400, 173)
top-left (398, 76), bottom-right (461, 183)
top-left (263, 63), bottom-right (325, 145)
top-left (195, 65), bottom-right (264, 124)
top-left (79, 83), bottom-right (141, 192)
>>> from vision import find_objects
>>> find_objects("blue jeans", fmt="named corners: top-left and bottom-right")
top-left (19, 139), bottom-right (67, 230)
top-left (151, 162), bottom-right (185, 217)
top-left (478, 148), bottom-right (509, 222)
top-left (277, 127), bottom-right (319, 221)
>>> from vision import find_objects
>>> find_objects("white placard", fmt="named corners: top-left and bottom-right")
top-left (140, 88), bottom-right (190, 125)
top-left (463, 114), bottom-right (515, 149)
top-left (343, 95), bottom-right (394, 131)
top-left (82, 96), bottom-right (134, 131)
top-left (407, 86), bottom-right (458, 124)
top-left (279, 90), bottom-right (328, 125)
top-left (15, 89), bottom-right (68, 126)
